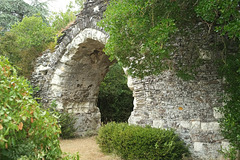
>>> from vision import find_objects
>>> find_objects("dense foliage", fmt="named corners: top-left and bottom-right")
top-left (10, 15), bottom-right (55, 52)
top-left (196, 0), bottom-right (240, 157)
top-left (0, 15), bottom-right (56, 78)
top-left (98, 64), bottom-right (133, 123)
top-left (195, 0), bottom-right (240, 40)
top-left (0, 0), bottom-right (48, 33)
top-left (98, 0), bottom-right (180, 77)
top-left (0, 56), bottom-right (62, 159)
top-left (219, 54), bottom-right (240, 159)
top-left (97, 122), bottom-right (190, 160)
top-left (58, 111), bottom-right (78, 139)
top-left (0, 56), bottom-right (80, 160)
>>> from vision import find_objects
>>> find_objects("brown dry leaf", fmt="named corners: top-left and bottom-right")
top-left (18, 122), bottom-right (23, 130)
top-left (0, 124), bottom-right (3, 130)
top-left (5, 143), bottom-right (8, 149)
top-left (31, 117), bottom-right (34, 123)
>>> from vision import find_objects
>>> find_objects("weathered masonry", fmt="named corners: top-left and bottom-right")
top-left (31, 0), bottom-right (228, 159)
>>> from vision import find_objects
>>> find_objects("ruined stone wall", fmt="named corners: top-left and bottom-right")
top-left (128, 27), bottom-right (227, 160)
top-left (31, 0), bottom-right (228, 159)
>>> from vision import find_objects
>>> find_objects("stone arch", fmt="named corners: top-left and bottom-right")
top-left (33, 28), bottom-right (113, 136)
top-left (50, 28), bottom-right (112, 136)
top-left (31, 0), bottom-right (227, 159)
top-left (31, 0), bottom-right (114, 136)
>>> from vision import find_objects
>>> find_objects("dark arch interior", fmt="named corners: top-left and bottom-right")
top-left (97, 63), bottom-right (134, 124)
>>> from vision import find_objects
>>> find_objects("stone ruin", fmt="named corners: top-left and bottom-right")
top-left (31, 0), bottom-right (229, 159)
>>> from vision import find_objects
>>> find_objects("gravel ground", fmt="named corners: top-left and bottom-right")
top-left (60, 136), bottom-right (121, 160)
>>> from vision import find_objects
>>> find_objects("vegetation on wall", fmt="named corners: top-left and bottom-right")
top-left (195, 1), bottom-right (240, 158)
top-left (98, 0), bottom-right (180, 78)
top-left (97, 122), bottom-right (190, 160)
top-left (99, 0), bottom-right (240, 158)
top-left (98, 63), bottom-right (133, 123)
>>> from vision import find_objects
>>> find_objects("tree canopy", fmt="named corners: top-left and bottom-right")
top-left (0, 0), bottom-right (48, 33)
top-left (99, 0), bottom-right (240, 77)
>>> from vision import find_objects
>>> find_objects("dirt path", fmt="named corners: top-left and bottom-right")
top-left (60, 136), bottom-right (121, 160)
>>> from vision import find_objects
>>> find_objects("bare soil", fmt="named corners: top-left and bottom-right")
top-left (60, 136), bottom-right (121, 160)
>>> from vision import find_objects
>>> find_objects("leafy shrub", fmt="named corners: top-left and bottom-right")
top-left (98, 63), bottom-right (133, 123)
top-left (59, 110), bottom-right (78, 139)
top-left (0, 56), bottom-right (62, 159)
top-left (49, 2), bottom-right (76, 32)
top-left (0, 15), bottom-right (56, 78)
top-left (97, 122), bottom-right (190, 160)
top-left (50, 101), bottom-right (78, 139)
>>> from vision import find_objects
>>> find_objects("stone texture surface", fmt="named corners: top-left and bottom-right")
top-left (31, 0), bottom-right (227, 159)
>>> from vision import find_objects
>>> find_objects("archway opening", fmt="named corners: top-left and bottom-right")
top-left (33, 28), bottom-right (135, 136)
top-left (97, 63), bottom-right (134, 124)
top-left (58, 36), bottom-right (133, 136)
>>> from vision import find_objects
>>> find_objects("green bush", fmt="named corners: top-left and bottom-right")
top-left (0, 15), bottom-right (56, 78)
top-left (49, 101), bottom-right (78, 139)
top-left (0, 56), bottom-right (62, 159)
top-left (59, 110), bottom-right (78, 139)
top-left (97, 122), bottom-right (190, 160)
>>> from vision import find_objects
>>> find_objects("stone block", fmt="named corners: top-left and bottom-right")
top-left (194, 142), bottom-right (203, 152)
top-left (191, 120), bottom-right (201, 130)
top-left (56, 101), bottom-right (64, 110)
top-left (213, 107), bottom-right (223, 119)
top-left (128, 115), bottom-right (142, 125)
top-left (50, 74), bottom-right (63, 85)
top-left (201, 122), bottom-right (219, 131)
top-left (180, 121), bottom-right (191, 128)
top-left (153, 120), bottom-right (165, 128)
top-left (55, 68), bottom-right (66, 77)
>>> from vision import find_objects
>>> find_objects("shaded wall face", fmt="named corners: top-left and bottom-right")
top-left (61, 39), bottom-right (110, 111)
top-left (57, 39), bottom-right (112, 136)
